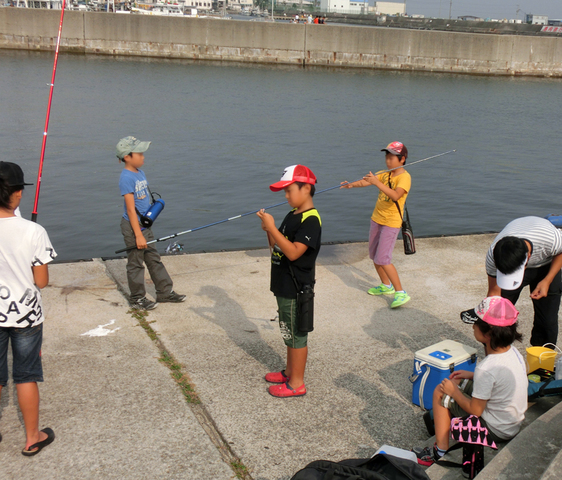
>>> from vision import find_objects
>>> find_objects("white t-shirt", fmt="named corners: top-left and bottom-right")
top-left (472, 346), bottom-right (528, 439)
top-left (0, 216), bottom-right (57, 328)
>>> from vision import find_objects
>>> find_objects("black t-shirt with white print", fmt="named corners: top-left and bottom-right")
top-left (270, 208), bottom-right (322, 299)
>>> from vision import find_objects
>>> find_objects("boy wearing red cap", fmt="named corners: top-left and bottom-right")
top-left (413, 297), bottom-right (528, 466)
top-left (342, 141), bottom-right (411, 308)
top-left (257, 165), bottom-right (321, 397)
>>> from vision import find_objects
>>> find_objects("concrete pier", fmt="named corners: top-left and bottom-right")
top-left (1, 235), bottom-right (556, 479)
top-left (1, 9), bottom-right (561, 76)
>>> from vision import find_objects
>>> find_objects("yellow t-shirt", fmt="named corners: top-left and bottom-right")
top-left (371, 171), bottom-right (412, 229)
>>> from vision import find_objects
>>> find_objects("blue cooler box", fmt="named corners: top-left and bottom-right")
top-left (410, 340), bottom-right (478, 410)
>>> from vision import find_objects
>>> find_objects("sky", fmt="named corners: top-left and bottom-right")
top-left (403, 1), bottom-right (562, 20)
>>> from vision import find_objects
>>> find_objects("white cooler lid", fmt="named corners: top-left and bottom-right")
top-left (415, 340), bottom-right (477, 368)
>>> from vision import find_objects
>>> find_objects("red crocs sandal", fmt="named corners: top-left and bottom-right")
top-left (268, 381), bottom-right (306, 398)
top-left (265, 370), bottom-right (290, 383)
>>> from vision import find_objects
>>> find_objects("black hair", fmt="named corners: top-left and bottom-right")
top-left (0, 177), bottom-right (23, 210)
top-left (119, 152), bottom-right (133, 163)
top-left (475, 318), bottom-right (523, 351)
top-left (295, 181), bottom-right (316, 197)
top-left (493, 236), bottom-right (528, 274)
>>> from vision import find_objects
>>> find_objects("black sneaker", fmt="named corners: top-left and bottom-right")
top-left (131, 297), bottom-right (158, 310)
top-left (412, 443), bottom-right (440, 466)
top-left (157, 291), bottom-right (186, 303)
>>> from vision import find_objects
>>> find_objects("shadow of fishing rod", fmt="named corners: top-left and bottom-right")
top-left (115, 150), bottom-right (456, 254)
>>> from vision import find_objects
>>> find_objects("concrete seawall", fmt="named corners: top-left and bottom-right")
top-left (1, 8), bottom-right (562, 76)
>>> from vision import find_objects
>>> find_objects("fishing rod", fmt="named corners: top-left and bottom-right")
top-left (115, 149), bottom-right (456, 254)
top-left (115, 182), bottom-right (353, 254)
top-left (31, 0), bottom-right (67, 223)
top-left (379, 149), bottom-right (456, 175)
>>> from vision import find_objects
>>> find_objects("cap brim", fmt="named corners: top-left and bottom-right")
top-left (496, 261), bottom-right (525, 291)
top-left (130, 141), bottom-right (151, 154)
top-left (460, 309), bottom-right (480, 324)
top-left (381, 148), bottom-right (401, 156)
top-left (269, 180), bottom-right (294, 192)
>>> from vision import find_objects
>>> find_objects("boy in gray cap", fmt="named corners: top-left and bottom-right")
top-left (116, 136), bottom-right (185, 310)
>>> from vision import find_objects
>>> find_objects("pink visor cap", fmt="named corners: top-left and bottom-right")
top-left (270, 165), bottom-right (317, 192)
top-left (460, 296), bottom-right (519, 327)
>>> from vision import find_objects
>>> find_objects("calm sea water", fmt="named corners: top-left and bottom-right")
top-left (1, 50), bottom-right (561, 261)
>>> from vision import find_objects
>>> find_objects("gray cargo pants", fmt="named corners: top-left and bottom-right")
top-left (120, 218), bottom-right (173, 301)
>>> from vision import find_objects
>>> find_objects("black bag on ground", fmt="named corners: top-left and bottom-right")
top-left (291, 453), bottom-right (430, 480)
top-left (528, 377), bottom-right (562, 400)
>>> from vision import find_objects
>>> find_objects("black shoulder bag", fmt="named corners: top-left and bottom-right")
top-left (387, 174), bottom-right (416, 255)
top-left (288, 263), bottom-right (315, 333)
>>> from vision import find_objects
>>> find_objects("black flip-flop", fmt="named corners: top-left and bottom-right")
top-left (21, 428), bottom-right (55, 456)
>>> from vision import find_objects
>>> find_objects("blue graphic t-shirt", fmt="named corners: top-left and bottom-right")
top-left (119, 169), bottom-right (151, 221)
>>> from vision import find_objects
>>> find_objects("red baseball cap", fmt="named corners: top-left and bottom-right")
top-left (382, 141), bottom-right (408, 159)
top-left (270, 165), bottom-right (317, 192)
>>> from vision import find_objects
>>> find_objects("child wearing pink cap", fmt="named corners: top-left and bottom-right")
top-left (257, 165), bottom-right (321, 398)
top-left (413, 297), bottom-right (528, 466)
top-left (341, 141), bottom-right (411, 308)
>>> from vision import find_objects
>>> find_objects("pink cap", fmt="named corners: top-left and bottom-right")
top-left (460, 296), bottom-right (519, 327)
top-left (270, 165), bottom-right (317, 192)
top-left (381, 141), bottom-right (408, 159)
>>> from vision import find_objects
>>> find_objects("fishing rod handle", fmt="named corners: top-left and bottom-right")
top-left (115, 239), bottom-right (157, 254)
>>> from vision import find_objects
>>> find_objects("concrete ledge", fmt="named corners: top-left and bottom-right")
top-left (477, 398), bottom-right (562, 479)
top-left (1, 8), bottom-right (562, 76)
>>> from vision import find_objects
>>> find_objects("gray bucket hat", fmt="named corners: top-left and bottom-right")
top-left (116, 136), bottom-right (151, 159)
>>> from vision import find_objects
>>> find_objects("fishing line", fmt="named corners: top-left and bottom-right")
top-left (31, 0), bottom-right (67, 223)
top-left (115, 149), bottom-right (456, 254)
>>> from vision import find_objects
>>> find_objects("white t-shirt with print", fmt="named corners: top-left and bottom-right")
top-left (0, 216), bottom-right (57, 328)
top-left (472, 346), bottom-right (528, 439)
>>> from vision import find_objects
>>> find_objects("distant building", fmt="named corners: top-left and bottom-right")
top-left (15, 0), bottom-right (62, 7)
top-left (320, 0), bottom-right (368, 14)
top-left (276, 0), bottom-right (314, 6)
top-left (228, 0), bottom-right (252, 10)
top-left (458, 15), bottom-right (483, 22)
top-left (369, 1), bottom-right (405, 16)
top-left (525, 14), bottom-right (548, 25)
top-left (548, 19), bottom-right (562, 26)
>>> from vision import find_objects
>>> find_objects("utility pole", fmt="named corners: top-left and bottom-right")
top-left (449, 0), bottom-right (452, 20)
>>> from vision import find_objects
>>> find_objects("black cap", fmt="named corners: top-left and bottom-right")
top-left (0, 162), bottom-right (33, 187)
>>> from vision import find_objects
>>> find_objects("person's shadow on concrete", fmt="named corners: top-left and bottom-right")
top-left (363, 307), bottom-right (479, 352)
top-left (319, 243), bottom-right (376, 293)
top-left (334, 371), bottom-right (427, 454)
top-left (192, 285), bottom-right (284, 372)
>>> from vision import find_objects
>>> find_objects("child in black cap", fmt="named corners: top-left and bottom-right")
top-left (0, 162), bottom-right (56, 455)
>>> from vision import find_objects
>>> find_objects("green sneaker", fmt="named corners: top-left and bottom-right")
top-left (391, 291), bottom-right (411, 308)
top-left (368, 284), bottom-right (395, 296)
